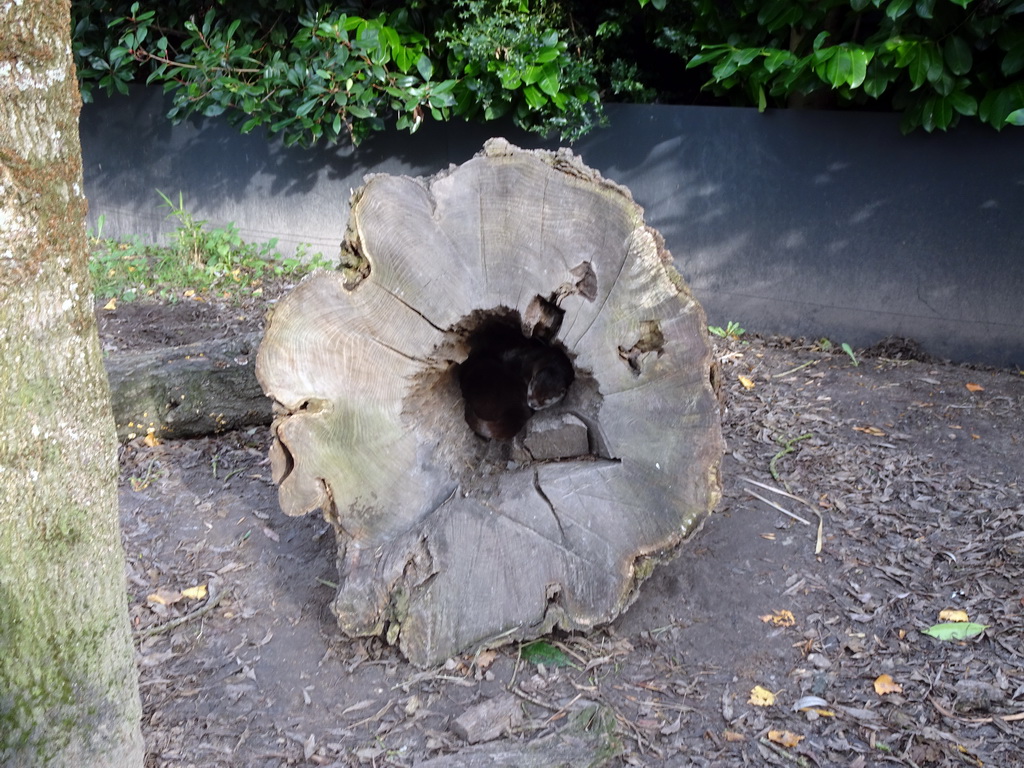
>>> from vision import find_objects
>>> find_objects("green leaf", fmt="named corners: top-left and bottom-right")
top-left (908, 43), bottom-right (942, 89)
top-left (1003, 43), bottom-right (1024, 77)
top-left (915, 0), bottom-right (935, 19)
top-left (380, 25), bottom-right (400, 54)
top-left (863, 73), bottom-right (890, 99)
top-left (948, 89), bottom-right (977, 116)
top-left (499, 68), bottom-right (523, 90)
top-left (535, 46), bottom-right (561, 64)
top-left (538, 65), bottom-right (560, 97)
top-left (520, 641), bottom-right (575, 668)
top-left (522, 85), bottom-right (547, 109)
top-left (923, 42), bottom-right (944, 83)
top-left (886, 0), bottom-right (913, 20)
top-left (416, 53), bottom-right (433, 81)
top-left (933, 95), bottom-right (953, 129)
top-left (763, 49), bottom-right (794, 74)
top-left (687, 45), bottom-right (730, 69)
top-left (295, 99), bottom-right (318, 117)
top-left (944, 37), bottom-right (972, 76)
top-left (980, 83), bottom-right (1024, 129)
top-left (758, 0), bottom-right (795, 33)
top-left (712, 56), bottom-right (740, 80)
top-left (853, 49), bottom-right (873, 88)
top-left (922, 622), bottom-right (987, 641)
top-left (1006, 108), bottom-right (1024, 126)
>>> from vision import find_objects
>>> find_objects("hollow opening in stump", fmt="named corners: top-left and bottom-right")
top-left (458, 314), bottom-right (575, 441)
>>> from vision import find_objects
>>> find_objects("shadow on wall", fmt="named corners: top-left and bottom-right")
top-left (81, 87), bottom-right (476, 255)
top-left (80, 90), bottom-right (1024, 367)
top-left (575, 104), bottom-right (1024, 367)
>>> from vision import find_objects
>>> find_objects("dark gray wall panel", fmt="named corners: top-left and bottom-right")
top-left (80, 91), bottom-right (1024, 366)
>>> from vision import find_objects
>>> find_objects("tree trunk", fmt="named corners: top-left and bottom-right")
top-left (0, 2), bottom-right (145, 765)
top-left (257, 139), bottom-right (724, 667)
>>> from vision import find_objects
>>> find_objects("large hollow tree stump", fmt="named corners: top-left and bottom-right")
top-left (256, 139), bottom-right (724, 666)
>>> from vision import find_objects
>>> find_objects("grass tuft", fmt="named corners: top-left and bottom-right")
top-left (88, 194), bottom-right (333, 303)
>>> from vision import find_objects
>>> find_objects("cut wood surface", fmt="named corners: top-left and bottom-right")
top-left (256, 139), bottom-right (724, 666)
top-left (106, 331), bottom-right (270, 441)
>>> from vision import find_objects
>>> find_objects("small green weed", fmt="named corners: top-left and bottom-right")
top-left (89, 193), bottom-right (332, 302)
top-left (816, 338), bottom-right (859, 366)
top-left (841, 342), bottom-right (859, 366)
top-left (708, 321), bottom-right (745, 340)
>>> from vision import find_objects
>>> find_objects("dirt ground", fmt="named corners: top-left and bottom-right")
top-left (99, 292), bottom-right (1024, 768)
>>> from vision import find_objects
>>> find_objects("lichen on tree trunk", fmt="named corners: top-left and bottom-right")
top-left (0, 2), bottom-right (144, 765)
top-left (257, 139), bottom-right (724, 667)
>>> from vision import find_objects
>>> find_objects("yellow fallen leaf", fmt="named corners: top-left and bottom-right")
top-left (939, 608), bottom-right (969, 623)
top-left (965, 382), bottom-right (984, 392)
top-left (147, 588), bottom-right (183, 606)
top-left (760, 609), bottom-right (795, 627)
top-left (738, 375), bottom-right (755, 390)
top-left (723, 730), bottom-right (746, 742)
top-left (768, 730), bottom-right (803, 748)
top-left (749, 685), bottom-right (775, 706)
top-left (181, 584), bottom-right (207, 600)
top-left (143, 430), bottom-right (160, 447)
top-left (873, 674), bottom-right (903, 695)
top-left (103, 298), bottom-right (117, 311)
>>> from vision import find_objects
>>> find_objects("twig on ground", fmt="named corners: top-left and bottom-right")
top-left (743, 477), bottom-right (824, 553)
top-left (758, 736), bottom-right (812, 766)
top-left (772, 359), bottom-right (821, 378)
top-left (135, 585), bottom-right (225, 639)
top-left (746, 489), bottom-right (811, 526)
top-left (930, 696), bottom-right (1024, 725)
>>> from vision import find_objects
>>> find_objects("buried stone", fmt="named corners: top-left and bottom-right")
top-left (255, 139), bottom-right (723, 666)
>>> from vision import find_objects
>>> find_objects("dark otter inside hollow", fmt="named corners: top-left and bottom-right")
top-left (459, 320), bottom-right (575, 441)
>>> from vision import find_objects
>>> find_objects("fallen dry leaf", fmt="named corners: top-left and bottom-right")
top-left (939, 608), bottom-right (969, 623)
top-left (965, 382), bottom-right (984, 392)
top-left (768, 730), bottom-right (803, 748)
top-left (749, 685), bottom-right (776, 706)
top-left (147, 588), bottom-right (183, 606)
top-left (181, 584), bottom-right (207, 600)
top-left (102, 298), bottom-right (117, 311)
top-left (760, 609), bottom-right (795, 627)
top-left (723, 730), bottom-right (745, 742)
top-left (853, 425), bottom-right (886, 436)
top-left (738, 375), bottom-right (755, 390)
top-left (475, 649), bottom-right (499, 671)
top-left (874, 674), bottom-right (903, 695)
